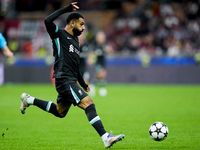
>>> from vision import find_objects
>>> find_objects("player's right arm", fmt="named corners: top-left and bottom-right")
top-left (0, 33), bottom-right (13, 58)
top-left (2, 46), bottom-right (13, 58)
top-left (44, 2), bottom-right (79, 37)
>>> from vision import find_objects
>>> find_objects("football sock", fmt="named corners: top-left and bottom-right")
top-left (101, 132), bottom-right (109, 142)
top-left (85, 104), bottom-right (107, 137)
top-left (26, 96), bottom-right (35, 104)
top-left (33, 98), bottom-right (62, 117)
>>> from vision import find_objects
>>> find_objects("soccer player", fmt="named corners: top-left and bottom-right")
top-left (20, 2), bottom-right (124, 149)
top-left (0, 33), bottom-right (13, 58)
top-left (90, 31), bottom-right (113, 97)
top-left (0, 33), bottom-right (14, 85)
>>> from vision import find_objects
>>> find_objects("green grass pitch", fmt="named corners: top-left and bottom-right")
top-left (0, 83), bottom-right (200, 150)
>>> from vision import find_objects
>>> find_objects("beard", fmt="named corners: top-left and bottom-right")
top-left (72, 28), bottom-right (83, 36)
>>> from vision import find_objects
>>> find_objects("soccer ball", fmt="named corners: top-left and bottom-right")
top-left (149, 122), bottom-right (169, 141)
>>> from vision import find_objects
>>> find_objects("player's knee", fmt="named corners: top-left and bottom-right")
top-left (53, 111), bottom-right (65, 118)
top-left (56, 103), bottom-right (70, 118)
top-left (58, 113), bottom-right (66, 118)
top-left (85, 96), bottom-right (93, 105)
top-left (56, 110), bottom-right (69, 118)
top-left (78, 96), bottom-right (93, 110)
top-left (96, 70), bottom-right (106, 79)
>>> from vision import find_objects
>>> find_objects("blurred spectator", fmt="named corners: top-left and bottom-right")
top-left (106, 0), bottom-right (200, 57)
top-left (1, 0), bottom-right (200, 58)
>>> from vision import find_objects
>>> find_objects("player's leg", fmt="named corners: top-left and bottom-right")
top-left (20, 93), bottom-right (71, 118)
top-left (56, 102), bottom-right (71, 117)
top-left (78, 96), bottom-right (124, 148)
top-left (68, 82), bottom-right (108, 139)
top-left (96, 68), bottom-right (107, 97)
top-left (89, 65), bottom-right (105, 97)
top-left (78, 96), bottom-right (107, 136)
top-left (33, 98), bottom-right (71, 118)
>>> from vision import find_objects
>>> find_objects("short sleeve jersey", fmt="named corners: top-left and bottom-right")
top-left (0, 33), bottom-right (7, 49)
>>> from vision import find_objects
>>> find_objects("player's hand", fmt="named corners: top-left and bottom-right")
top-left (71, 2), bottom-right (79, 11)
top-left (3, 46), bottom-right (14, 58)
top-left (84, 86), bottom-right (90, 92)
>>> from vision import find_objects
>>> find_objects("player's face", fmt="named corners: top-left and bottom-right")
top-left (73, 18), bottom-right (85, 36)
top-left (96, 31), bottom-right (106, 44)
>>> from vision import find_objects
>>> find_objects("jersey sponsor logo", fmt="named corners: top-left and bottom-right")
top-left (69, 45), bottom-right (74, 52)
top-left (69, 44), bottom-right (80, 55)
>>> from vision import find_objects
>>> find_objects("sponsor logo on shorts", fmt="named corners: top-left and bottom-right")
top-left (78, 89), bottom-right (83, 95)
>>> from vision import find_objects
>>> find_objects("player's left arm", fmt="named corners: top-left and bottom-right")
top-left (77, 71), bottom-right (90, 92)
top-left (44, 2), bottom-right (79, 38)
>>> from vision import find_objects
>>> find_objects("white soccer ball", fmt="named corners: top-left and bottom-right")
top-left (149, 122), bottom-right (169, 141)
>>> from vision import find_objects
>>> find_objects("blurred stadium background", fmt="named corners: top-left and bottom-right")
top-left (1, 0), bottom-right (200, 84)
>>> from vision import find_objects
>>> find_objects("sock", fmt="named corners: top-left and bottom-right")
top-left (33, 98), bottom-right (62, 118)
top-left (85, 104), bottom-right (107, 137)
top-left (101, 132), bottom-right (109, 142)
top-left (27, 96), bottom-right (35, 104)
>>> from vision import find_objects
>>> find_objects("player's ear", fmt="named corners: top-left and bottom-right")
top-left (70, 20), bottom-right (75, 27)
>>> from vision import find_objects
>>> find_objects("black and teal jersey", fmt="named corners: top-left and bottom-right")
top-left (44, 4), bottom-right (87, 89)
top-left (50, 27), bottom-right (80, 81)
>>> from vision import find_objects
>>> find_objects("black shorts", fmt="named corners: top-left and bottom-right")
top-left (55, 78), bottom-right (88, 106)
